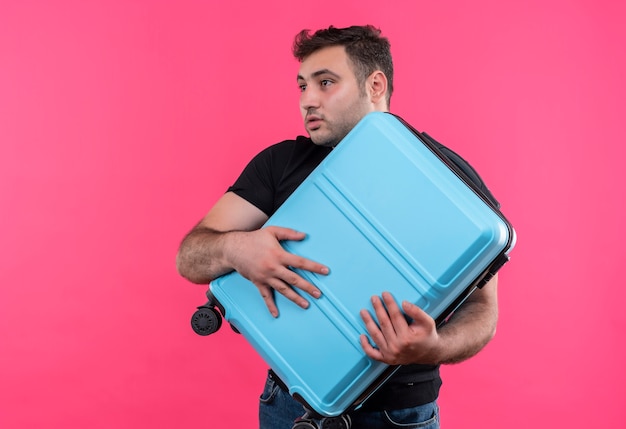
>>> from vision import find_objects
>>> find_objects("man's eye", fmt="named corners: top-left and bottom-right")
top-left (321, 79), bottom-right (332, 87)
top-left (298, 84), bottom-right (307, 92)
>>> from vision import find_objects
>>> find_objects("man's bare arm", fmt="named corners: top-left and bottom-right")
top-left (176, 192), bottom-right (268, 284)
top-left (176, 192), bottom-right (329, 317)
top-left (434, 276), bottom-right (498, 364)
top-left (360, 274), bottom-right (498, 365)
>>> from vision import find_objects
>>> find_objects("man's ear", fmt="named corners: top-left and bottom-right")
top-left (367, 71), bottom-right (388, 106)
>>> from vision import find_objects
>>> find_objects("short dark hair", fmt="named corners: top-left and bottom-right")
top-left (293, 25), bottom-right (394, 106)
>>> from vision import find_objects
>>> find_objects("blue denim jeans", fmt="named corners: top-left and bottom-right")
top-left (259, 372), bottom-right (440, 429)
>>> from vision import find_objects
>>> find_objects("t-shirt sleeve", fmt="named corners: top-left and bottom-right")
top-left (227, 146), bottom-right (276, 216)
top-left (421, 132), bottom-right (500, 209)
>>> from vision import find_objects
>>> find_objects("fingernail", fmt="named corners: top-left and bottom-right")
top-left (321, 267), bottom-right (329, 274)
top-left (312, 290), bottom-right (322, 298)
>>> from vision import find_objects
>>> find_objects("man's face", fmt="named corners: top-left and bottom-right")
top-left (297, 46), bottom-right (374, 147)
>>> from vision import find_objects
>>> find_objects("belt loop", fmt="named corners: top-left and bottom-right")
top-left (268, 369), bottom-right (289, 392)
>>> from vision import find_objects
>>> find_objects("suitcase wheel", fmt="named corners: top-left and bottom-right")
top-left (190, 307), bottom-right (222, 336)
top-left (292, 420), bottom-right (317, 429)
top-left (320, 415), bottom-right (351, 429)
top-left (292, 414), bottom-right (351, 429)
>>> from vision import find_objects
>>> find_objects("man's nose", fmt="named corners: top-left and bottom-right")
top-left (300, 87), bottom-right (320, 110)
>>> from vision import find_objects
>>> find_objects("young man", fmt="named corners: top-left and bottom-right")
top-left (177, 25), bottom-right (499, 429)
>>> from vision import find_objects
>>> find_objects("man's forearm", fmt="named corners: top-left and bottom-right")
top-left (176, 227), bottom-right (239, 284)
top-left (433, 280), bottom-right (499, 365)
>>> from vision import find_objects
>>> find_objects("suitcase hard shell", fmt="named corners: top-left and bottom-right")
top-left (203, 112), bottom-right (516, 417)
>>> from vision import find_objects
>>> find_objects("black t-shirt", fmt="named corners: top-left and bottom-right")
top-left (227, 133), bottom-right (499, 410)
top-left (228, 136), bottom-right (333, 217)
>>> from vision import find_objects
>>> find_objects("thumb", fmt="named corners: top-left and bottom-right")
top-left (266, 226), bottom-right (307, 242)
top-left (401, 300), bottom-right (430, 322)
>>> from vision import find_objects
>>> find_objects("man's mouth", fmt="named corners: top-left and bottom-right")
top-left (306, 115), bottom-right (323, 130)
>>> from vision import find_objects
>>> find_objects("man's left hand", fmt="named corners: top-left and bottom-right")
top-left (359, 291), bottom-right (441, 365)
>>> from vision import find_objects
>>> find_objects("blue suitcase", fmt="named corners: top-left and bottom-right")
top-left (191, 112), bottom-right (516, 421)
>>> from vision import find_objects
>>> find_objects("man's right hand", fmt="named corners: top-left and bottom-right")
top-left (228, 226), bottom-right (328, 317)
top-left (177, 192), bottom-right (328, 317)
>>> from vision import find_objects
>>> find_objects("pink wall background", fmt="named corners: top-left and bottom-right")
top-left (1, 1), bottom-right (624, 427)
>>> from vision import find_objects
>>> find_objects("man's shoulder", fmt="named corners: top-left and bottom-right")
top-left (253, 135), bottom-right (326, 164)
top-left (263, 135), bottom-right (314, 152)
